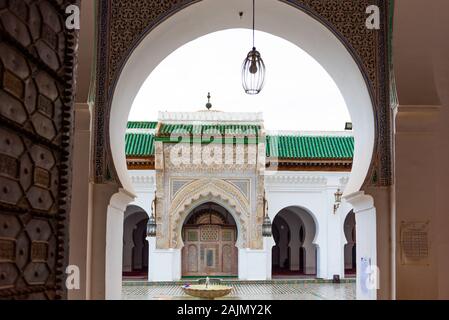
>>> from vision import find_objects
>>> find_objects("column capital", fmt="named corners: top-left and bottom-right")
top-left (343, 191), bottom-right (374, 213)
top-left (108, 188), bottom-right (136, 212)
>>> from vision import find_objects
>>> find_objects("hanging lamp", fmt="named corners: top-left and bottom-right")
top-left (262, 192), bottom-right (272, 237)
top-left (147, 192), bottom-right (157, 237)
top-left (241, 0), bottom-right (266, 95)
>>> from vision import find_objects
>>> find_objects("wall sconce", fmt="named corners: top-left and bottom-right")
top-left (333, 188), bottom-right (343, 214)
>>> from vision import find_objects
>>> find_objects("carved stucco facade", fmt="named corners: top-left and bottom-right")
top-left (154, 141), bottom-right (266, 250)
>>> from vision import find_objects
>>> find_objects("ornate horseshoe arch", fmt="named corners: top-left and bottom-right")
top-left (168, 179), bottom-right (250, 249)
top-left (94, 0), bottom-right (391, 190)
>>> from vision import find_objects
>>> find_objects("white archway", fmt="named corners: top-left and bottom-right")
top-left (122, 205), bottom-right (149, 276)
top-left (110, 0), bottom-right (374, 197)
top-left (107, 0), bottom-right (377, 299)
top-left (272, 206), bottom-right (319, 277)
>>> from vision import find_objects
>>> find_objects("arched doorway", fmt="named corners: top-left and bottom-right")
top-left (102, 0), bottom-right (382, 299)
top-left (122, 205), bottom-right (149, 280)
top-left (181, 202), bottom-right (238, 277)
top-left (344, 210), bottom-right (356, 276)
top-left (272, 207), bottom-right (317, 278)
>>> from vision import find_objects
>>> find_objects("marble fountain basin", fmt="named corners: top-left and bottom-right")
top-left (182, 284), bottom-right (232, 299)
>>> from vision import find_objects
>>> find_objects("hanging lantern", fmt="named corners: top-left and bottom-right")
top-left (262, 215), bottom-right (272, 237)
top-left (242, 0), bottom-right (266, 95)
top-left (147, 192), bottom-right (157, 237)
top-left (242, 48), bottom-right (266, 94)
top-left (146, 214), bottom-right (157, 237)
top-left (262, 191), bottom-right (272, 237)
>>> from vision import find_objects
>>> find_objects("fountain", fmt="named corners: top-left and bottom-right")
top-left (182, 277), bottom-right (232, 299)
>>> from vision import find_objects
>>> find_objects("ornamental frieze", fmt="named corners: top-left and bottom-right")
top-left (96, 0), bottom-right (391, 187)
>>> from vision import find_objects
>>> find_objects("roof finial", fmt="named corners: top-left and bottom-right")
top-left (205, 92), bottom-right (212, 110)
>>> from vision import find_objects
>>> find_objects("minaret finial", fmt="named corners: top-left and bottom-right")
top-left (205, 92), bottom-right (212, 110)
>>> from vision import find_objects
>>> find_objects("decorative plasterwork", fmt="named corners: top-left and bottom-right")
top-left (167, 178), bottom-right (256, 249)
top-left (163, 144), bottom-right (259, 172)
top-left (339, 176), bottom-right (350, 186)
top-left (225, 179), bottom-right (250, 200)
top-left (265, 174), bottom-right (328, 185)
top-left (170, 179), bottom-right (194, 200)
top-left (129, 174), bottom-right (156, 186)
top-left (95, 0), bottom-right (391, 187)
top-left (158, 111), bottom-right (264, 124)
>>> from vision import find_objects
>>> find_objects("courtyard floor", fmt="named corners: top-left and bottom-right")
top-left (122, 280), bottom-right (356, 300)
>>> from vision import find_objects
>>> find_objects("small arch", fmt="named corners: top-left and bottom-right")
top-left (169, 179), bottom-right (250, 249)
top-left (343, 210), bottom-right (356, 275)
top-left (272, 206), bottom-right (318, 277)
top-left (122, 205), bottom-right (149, 279)
top-left (181, 202), bottom-right (238, 277)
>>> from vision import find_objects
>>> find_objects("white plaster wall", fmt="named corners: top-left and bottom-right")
top-left (130, 169), bottom-right (354, 281)
top-left (127, 170), bottom-right (156, 214)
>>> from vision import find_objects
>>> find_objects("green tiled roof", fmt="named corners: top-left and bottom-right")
top-left (158, 123), bottom-right (260, 136)
top-left (125, 122), bottom-right (354, 159)
top-left (125, 133), bottom-right (155, 156)
top-left (266, 135), bottom-right (353, 159)
top-left (127, 121), bottom-right (158, 129)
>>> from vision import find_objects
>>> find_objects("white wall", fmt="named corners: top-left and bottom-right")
top-left (127, 170), bottom-right (156, 213)
top-left (130, 169), bottom-right (353, 281)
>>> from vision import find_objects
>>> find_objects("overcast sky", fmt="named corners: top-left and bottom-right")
top-left (129, 29), bottom-right (351, 131)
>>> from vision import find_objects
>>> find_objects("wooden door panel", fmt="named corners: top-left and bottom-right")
top-left (182, 225), bottom-right (237, 277)
top-left (0, 0), bottom-right (78, 299)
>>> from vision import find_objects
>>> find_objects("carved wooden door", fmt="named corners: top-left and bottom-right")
top-left (182, 225), bottom-right (237, 277)
top-left (0, 0), bottom-right (78, 299)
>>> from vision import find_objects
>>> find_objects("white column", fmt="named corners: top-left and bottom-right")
top-left (105, 189), bottom-right (135, 300)
top-left (278, 224), bottom-right (289, 269)
top-left (238, 237), bottom-right (274, 280)
top-left (303, 242), bottom-right (317, 275)
top-left (345, 191), bottom-right (378, 300)
top-left (327, 202), bottom-right (352, 280)
top-left (147, 237), bottom-right (181, 281)
top-left (286, 217), bottom-right (301, 271)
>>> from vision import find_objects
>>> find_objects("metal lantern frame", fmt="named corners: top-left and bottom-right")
top-left (242, 0), bottom-right (266, 95)
top-left (147, 192), bottom-right (157, 237)
top-left (262, 192), bottom-right (272, 237)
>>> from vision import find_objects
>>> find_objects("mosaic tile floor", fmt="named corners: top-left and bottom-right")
top-left (122, 281), bottom-right (356, 300)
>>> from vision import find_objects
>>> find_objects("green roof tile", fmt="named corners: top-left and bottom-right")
top-left (265, 135), bottom-right (353, 159)
top-left (125, 133), bottom-right (155, 156)
top-left (124, 122), bottom-right (354, 160)
top-left (127, 121), bottom-right (158, 129)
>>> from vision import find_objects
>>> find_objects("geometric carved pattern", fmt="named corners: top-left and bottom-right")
top-left (226, 180), bottom-right (250, 200)
top-left (95, 0), bottom-right (391, 187)
top-left (0, 0), bottom-right (79, 299)
top-left (171, 179), bottom-right (192, 200)
top-left (200, 226), bottom-right (219, 242)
